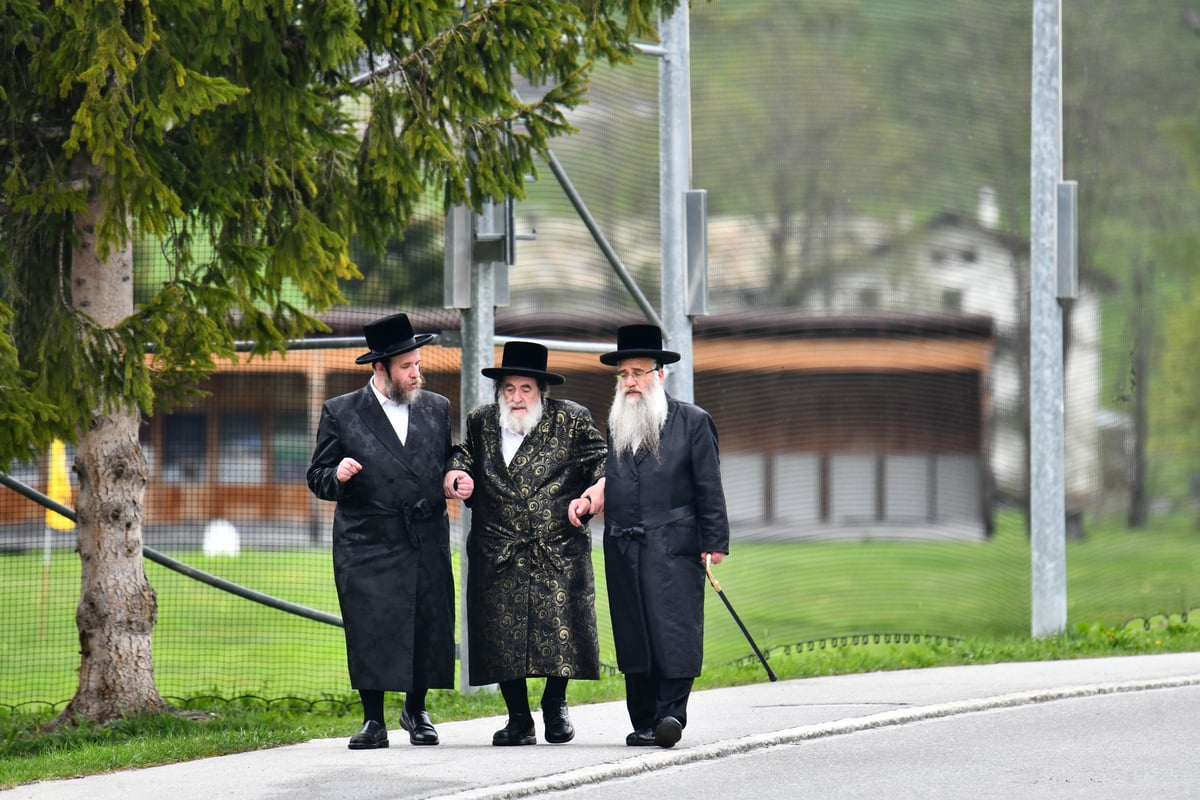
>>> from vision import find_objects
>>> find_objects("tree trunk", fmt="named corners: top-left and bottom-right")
top-left (54, 186), bottom-right (169, 725)
top-left (1127, 263), bottom-right (1152, 528)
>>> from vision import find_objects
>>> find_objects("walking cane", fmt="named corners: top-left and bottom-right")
top-left (705, 555), bottom-right (778, 682)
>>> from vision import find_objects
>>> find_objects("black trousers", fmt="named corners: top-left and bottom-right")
top-left (624, 672), bottom-right (694, 731)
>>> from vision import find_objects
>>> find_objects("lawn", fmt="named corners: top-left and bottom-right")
top-left (1, 510), bottom-right (1197, 788)
top-left (2, 511), bottom-right (1196, 709)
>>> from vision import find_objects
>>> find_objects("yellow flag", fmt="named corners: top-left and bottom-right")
top-left (46, 439), bottom-right (75, 531)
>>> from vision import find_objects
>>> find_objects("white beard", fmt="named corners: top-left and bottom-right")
top-left (608, 373), bottom-right (668, 458)
top-left (499, 394), bottom-right (544, 436)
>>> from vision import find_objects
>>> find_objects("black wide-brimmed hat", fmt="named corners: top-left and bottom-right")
top-left (355, 313), bottom-right (437, 364)
top-left (599, 324), bottom-right (680, 366)
top-left (481, 341), bottom-right (565, 385)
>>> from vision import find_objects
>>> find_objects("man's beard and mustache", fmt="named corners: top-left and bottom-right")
top-left (381, 373), bottom-right (423, 405)
top-left (608, 372), bottom-right (668, 458)
top-left (499, 393), bottom-right (544, 436)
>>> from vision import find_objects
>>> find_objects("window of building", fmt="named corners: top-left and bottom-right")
top-left (218, 412), bottom-right (264, 485)
top-left (272, 412), bottom-right (310, 483)
top-left (163, 414), bottom-right (207, 484)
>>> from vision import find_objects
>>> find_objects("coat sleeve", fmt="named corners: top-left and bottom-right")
top-left (447, 408), bottom-right (480, 475)
top-left (307, 401), bottom-right (345, 502)
top-left (688, 409), bottom-right (730, 554)
top-left (571, 404), bottom-right (607, 486)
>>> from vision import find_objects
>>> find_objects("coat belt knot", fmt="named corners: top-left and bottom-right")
top-left (400, 498), bottom-right (431, 548)
top-left (487, 520), bottom-right (567, 572)
top-left (614, 524), bottom-right (645, 554)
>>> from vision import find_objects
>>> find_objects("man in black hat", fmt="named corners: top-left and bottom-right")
top-left (307, 312), bottom-right (456, 750)
top-left (444, 341), bottom-right (606, 746)
top-left (598, 324), bottom-right (730, 749)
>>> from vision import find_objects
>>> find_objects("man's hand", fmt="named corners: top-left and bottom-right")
top-left (568, 495), bottom-right (594, 527)
top-left (701, 551), bottom-right (726, 566)
top-left (444, 469), bottom-right (474, 500)
top-left (336, 458), bottom-right (363, 483)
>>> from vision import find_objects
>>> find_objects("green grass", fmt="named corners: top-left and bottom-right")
top-left (2, 510), bottom-right (1197, 788)
top-left (2, 619), bottom-right (1197, 790)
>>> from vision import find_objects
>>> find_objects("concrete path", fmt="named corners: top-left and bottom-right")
top-left (5, 653), bottom-right (1199, 799)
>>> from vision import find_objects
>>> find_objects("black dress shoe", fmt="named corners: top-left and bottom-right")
top-left (654, 715), bottom-right (683, 748)
top-left (492, 714), bottom-right (537, 746)
top-left (348, 719), bottom-right (389, 750)
top-left (400, 707), bottom-right (439, 745)
top-left (625, 728), bottom-right (656, 746)
top-left (542, 699), bottom-right (575, 744)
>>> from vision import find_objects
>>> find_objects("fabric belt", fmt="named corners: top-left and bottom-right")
top-left (610, 504), bottom-right (695, 554)
top-left (485, 520), bottom-right (567, 573)
top-left (352, 499), bottom-right (432, 548)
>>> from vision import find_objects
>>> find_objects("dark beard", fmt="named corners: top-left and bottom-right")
top-left (383, 377), bottom-right (421, 405)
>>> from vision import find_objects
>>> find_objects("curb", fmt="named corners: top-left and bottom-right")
top-left (429, 674), bottom-right (1200, 800)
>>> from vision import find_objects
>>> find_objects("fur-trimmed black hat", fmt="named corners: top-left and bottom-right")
top-left (599, 324), bottom-right (680, 366)
top-left (355, 313), bottom-right (437, 364)
top-left (481, 341), bottom-right (565, 385)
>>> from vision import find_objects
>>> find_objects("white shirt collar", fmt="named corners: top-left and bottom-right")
top-left (368, 378), bottom-right (409, 445)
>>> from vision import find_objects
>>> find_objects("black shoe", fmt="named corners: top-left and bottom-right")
top-left (400, 707), bottom-right (439, 746)
top-left (625, 728), bottom-right (656, 746)
top-left (654, 715), bottom-right (683, 748)
top-left (542, 699), bottom-right (575, 744)
top-left (348, 719), bottom-right (389, 750)
top-left (492, 714), bottom-right (537, 746)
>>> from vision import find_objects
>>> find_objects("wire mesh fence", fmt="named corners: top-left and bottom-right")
top-left (3, 1), bottom-right (1199, 711)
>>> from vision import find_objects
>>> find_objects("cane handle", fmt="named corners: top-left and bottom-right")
top-left (704, 554), bottom-right (721, 591)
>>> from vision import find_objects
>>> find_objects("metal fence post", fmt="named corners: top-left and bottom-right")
top-left (1030, 0), bottom-right (1068, 637)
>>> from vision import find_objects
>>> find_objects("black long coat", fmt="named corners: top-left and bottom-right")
top-left (448, 397), bottom-right (606, 685)
top-left (307, 384), bottom-right (456, 692)
top-left (603, 396), bottom-right (730, 678)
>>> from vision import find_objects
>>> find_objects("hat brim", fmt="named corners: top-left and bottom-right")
top-left (355, 333), bottom-right (438, 364)
top-left (481, 366), bottom-right (566, 385)
top-left (599, 348), bottom-right (681, 366)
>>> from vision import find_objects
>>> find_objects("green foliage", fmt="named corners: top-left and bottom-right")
top-left (0, 0), bottom-right (682, 464)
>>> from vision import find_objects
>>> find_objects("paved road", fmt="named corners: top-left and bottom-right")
top-left (550, 684), bottom-right (1200, 800)
top-left (5, 653), bottom-right (1199, 800)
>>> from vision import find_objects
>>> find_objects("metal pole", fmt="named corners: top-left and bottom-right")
top-left (454, 202), bottom-right (500, 693)
top-left (659, 4), bottom-right (694, 402)
top-left (544, 149), bottom-right (664, 330)
top-left (1029, 0), bottom-right (1068, 637)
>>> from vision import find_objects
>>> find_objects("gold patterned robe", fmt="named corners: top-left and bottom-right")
top-left (449, 397), bottom-right (606, 685)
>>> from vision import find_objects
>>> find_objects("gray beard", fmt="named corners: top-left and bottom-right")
top-left (608, 377), bottom-right (668, 458)
top-left (499, 395), bottom-right (544, 436)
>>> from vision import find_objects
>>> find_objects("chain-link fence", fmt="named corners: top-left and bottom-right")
top-left (3, 1), bottom-right (1198, 711)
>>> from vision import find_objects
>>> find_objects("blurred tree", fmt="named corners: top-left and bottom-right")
top-left (1151, 267), bottom-right (1200, 525)
top-left (1063, 4), bottom-right (1200, 525)
top-left (0, 0), bottom-right (681, 726)
top-left (693, 0), bottom-right (903, 310)
top-left (344, 217), bottom-right (445, 309)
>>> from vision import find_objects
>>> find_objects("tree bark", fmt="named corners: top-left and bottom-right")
top-left (1126, 263), bottom-right (1152, 528)
top-left (53, 185), bottom-right (170, 725)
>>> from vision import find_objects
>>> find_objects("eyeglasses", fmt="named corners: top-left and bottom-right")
top-left (615, 368), bottom-right (654, 382)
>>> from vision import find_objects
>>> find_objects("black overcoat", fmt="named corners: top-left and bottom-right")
top-left (449, 398), bottom-right (606, 685)
top-left (307, 384), bottom-right (456, 692)
top-left (603, 395), bottom-right (730, 678)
